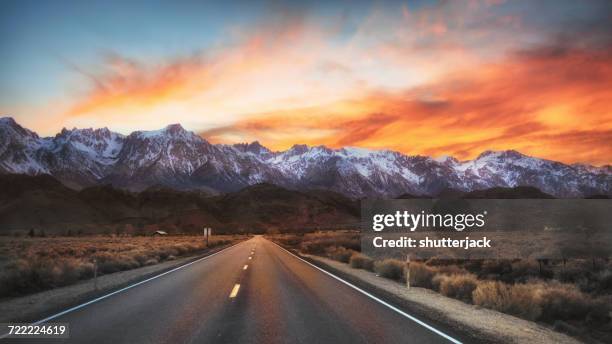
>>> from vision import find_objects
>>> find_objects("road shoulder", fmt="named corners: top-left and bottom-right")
top-left (298, 252), bottom-right (581, 344)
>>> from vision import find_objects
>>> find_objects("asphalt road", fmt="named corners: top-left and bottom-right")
top-left (5, 236), bottom-right (465, 344)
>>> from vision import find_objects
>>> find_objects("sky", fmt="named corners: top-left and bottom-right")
top-left (1, 0), bottom-right (611, 165)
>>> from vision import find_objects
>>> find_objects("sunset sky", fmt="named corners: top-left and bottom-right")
top-left (1, 0), bottom-right (611, 165)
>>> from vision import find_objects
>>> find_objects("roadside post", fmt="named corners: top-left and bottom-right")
top-left (405, 255), bottom-right (411, 290)
top-left (93, 258), bottom-right (98, 291)
top-left (203, 227), bottom-right (212, 247)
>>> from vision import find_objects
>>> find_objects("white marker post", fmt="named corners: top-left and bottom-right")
top-left (203, 227), bottom-right (212, 247)
top-left (93, 258), bottom-right (98, 291)
top-left (405, 255), bottom-right (411, 290)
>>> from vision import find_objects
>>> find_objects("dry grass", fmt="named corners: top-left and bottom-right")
top-left (300, 232), bottom-right (360, 254)
top-left (327, 246), bottom-right (354, 263)
top-left (471, 279), bottom-right (609, 324)
top-left (472, 281), bottom-right (542, 320)
top-left (374, 259), bottom-right (405, 281)
top-left (409, 262), bottom-right (437, 289)
top-left (267, 232), bottom-right (359, 254)
top-left (435, 274), bottom-right (479, 303)
top-left (0, 235), bottom-right (242, 298)
top-left (349, 253), bottom-right (374, 271)
top-left (266, 232), bottom-right (360, 265)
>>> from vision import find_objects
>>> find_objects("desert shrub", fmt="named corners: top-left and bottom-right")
top-left (536, 282), bottom-right (593, 322)
top-left (298, 232), bottom-right (360, 254)
top-left (409, 262), bottom-right (437, 289)
top-left (585, 298), bottom-right (612, 326)
top-left (328, 247), bottom-right (354, 263)
top-left (172, 244), bottom-right (188, 255)
top-left (463, 260), bottom-right (483, 272)
top-left (472, 279), bottom-right (603, 323)
top-left (481, 259), bottom-right (512, 274)
top-left (349, 253), bottom-right (374, 271)
top-left (56, 259), bottom-right (87, 285)
top-left (275, 235), bottom-right (302, 247)
top-left (434, 264), bottom-right (466, 275)
top-left (436, 274), bottom-right (479, 303)
top-left (374, 259), bottom-right (405, 281)
top-left (320, 235), bottom-right (360, 251)
top-left (594, 269), bottom-right (612, 292)
top-left (555, 261), bottom-right (591, 284)
top-left (211, 239), bottom-right (231, 247)
top-left (97, 255), bottom-right (140, 274)
top-left (300, 241), bottom-right (327, 254)
top-left (156, 247), bottom-right (179, 260)
top-left (472, 281), bottom-right (542, 320)
top-left (508, 260), bottom-right (541, 282)
top-left (0, 257), bottom-right (95, 296)
top-left (133, 253), bottom-right (150, 266)
top-left (78, 262), bottom-right (95, 279)
top-left (144, 258), bottom-right (159, 265)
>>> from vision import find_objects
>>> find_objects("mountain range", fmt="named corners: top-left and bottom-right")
top-left (1, 116), bottom-right (610, 198)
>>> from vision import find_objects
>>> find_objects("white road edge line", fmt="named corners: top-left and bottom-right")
top-left (229, 284), bottom-right (241, 298)
top-left (6, 241), bottom-right (245, 333)
top-left (270, 240), bottom-right (463, 344)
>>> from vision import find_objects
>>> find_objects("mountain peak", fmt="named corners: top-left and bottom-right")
top-left (476, 149), bottom-right (526, 160)
top-left (165, 123), bottom-right (185, 134)
top-left (233, 141), bottom-right (271, 155)
top-left (0, 116), bottom-right (17, 126)
top-left (0, 116), bottom-right (39, 139)
top-left (434, 155), bottom-right (459, 164)
top-left (341, 146), bottom-right (374, 157)
top-left (289, 144), bottom-right (309, 154)
top-left (134, 123), bottom-right (192, 139)
top-left (57, 126), bottom-right (117, 140)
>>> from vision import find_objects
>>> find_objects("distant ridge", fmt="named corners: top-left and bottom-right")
top-left (0, 174), bottom-right (359, 234)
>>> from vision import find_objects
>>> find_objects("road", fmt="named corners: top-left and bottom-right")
top-left (5, 236), bottom-right (465, 344)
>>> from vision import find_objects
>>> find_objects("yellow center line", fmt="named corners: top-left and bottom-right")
top-left (243, 265), bottom-right (248, 270)
top-left (229, 284), bottom-right (241, 298)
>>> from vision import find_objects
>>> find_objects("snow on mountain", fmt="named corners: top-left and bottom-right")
top-left (0, 116), bottom-right (610, 197)
top-left (51, 127), bottom-right (124, 162)
top-left (0, 117), bottom-right (50, 174)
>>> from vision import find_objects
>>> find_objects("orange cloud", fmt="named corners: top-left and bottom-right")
top-left (32, 2), bottom-right (610, 165)
top-left (204, 46), bottom-right (612, 165)
top-left (58, 1), bottom-right (519, 131)
top-left (66, 53), bottom-right (205, 117)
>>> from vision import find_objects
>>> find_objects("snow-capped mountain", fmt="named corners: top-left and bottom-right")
top-left (0, 117), bottom-right (610, 197)
top-left (0, 117), bottom-right (48, 174)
